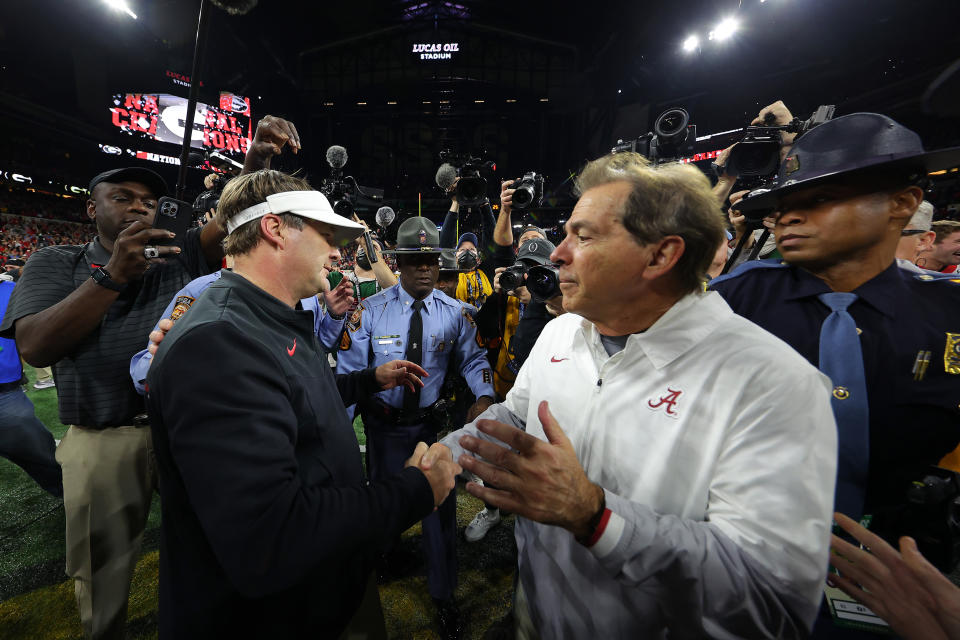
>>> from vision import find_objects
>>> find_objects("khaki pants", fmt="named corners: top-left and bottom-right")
top-left (56, 425), bottom-right (157, 639)
top-left (34, 365), bottom-right (53, 383)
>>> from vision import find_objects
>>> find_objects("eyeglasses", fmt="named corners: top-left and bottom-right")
top-left (900, 229), bottom-right (927, 237)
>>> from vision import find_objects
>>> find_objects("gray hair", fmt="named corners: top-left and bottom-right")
top-left (574, 152), bottom-right (726, 292)
top-left (906, 200), bottom-right (934, 231)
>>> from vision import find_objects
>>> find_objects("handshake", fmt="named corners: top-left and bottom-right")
top-left (405, 442), bottom-right (461, 507)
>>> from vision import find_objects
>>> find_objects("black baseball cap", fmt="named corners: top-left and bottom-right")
top-left (88, 167), bottom-right (168, 199)
top-left (737, 113), bottom-right (960, 213)
top-left (517, 238), bottom-right (556, 265)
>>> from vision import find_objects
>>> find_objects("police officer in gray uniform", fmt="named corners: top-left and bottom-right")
top-left (337, 216), bottom-right (494, 640)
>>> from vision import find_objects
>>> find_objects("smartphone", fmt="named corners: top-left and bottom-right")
top-left (154, 197), bottom-right (193, 247)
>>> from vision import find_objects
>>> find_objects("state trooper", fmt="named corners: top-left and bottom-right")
top-left (710, 112), bottom-right (960, 638)
top-left (336, 216), bottom-right (495, 640)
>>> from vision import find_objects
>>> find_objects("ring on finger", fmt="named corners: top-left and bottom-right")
top-left (144, 246), bottom-right (160, 259)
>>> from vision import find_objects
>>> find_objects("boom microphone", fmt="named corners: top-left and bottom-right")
top-left (375, 206), bottom-right (396, 229)
top-left (326, 145), bottom-right (348, 169)
top-left (435, 163), bottom-right (458, 190)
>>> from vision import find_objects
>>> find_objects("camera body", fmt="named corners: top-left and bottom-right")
top-left (868, 466), bottom-right (960, 572)
top-left (499, 263), bottom-right (528, 292)
top-left (439, 149), bottom-right (497, 207)
top-left (192, 173), bottom-right (229, 216)
top-left (728, 104), bottom-right (836, 198)
top-left (510, 172), bottom-right (544, 209)
top-left (613, 107), bottom-right (697, 164)
top-left (320, 178), bottom-right (355, 217)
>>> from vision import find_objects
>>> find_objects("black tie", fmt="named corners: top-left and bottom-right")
top-left (403, 299), bottom-right (424, 412)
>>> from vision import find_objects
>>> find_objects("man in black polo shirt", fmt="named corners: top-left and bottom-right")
top-left (0, 165), bottom-right (221, 638)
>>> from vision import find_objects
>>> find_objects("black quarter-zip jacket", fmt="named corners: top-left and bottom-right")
top-left (147, 270), bottom-right (434, 639)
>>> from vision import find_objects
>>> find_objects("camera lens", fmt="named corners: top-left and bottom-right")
top-left (654, 108), bottom-right (690, 145)
top-left (333, 199), bottom-right (354, 217)
top-left (512, 184), bottom-right (534, 208)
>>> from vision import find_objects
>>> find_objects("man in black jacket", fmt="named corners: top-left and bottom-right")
top-left (146, 169), bottom-right (461, 639)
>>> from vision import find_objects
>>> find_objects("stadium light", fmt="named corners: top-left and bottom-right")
top-left (711, 17), bottom-right (738, 41)
top-left (103, 0), bottom-right (137, 19)
top-left (682, 35), bottom-right (699, 52)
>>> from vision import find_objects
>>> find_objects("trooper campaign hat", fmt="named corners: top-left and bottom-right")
top-left (438, 249), bottom-right (461, 272)
top-left (383, 216), bottom-right (444, 254)
top-left (737, 113), bottom-right (960, 214)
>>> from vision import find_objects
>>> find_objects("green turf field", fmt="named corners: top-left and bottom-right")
top-left (0, 367), bottom-right (516, 639)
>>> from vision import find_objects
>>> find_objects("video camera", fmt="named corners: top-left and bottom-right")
top-left (510, 172), bottom-right (544, 209)
top-left (613, 107), bottom-right (697, 164)
top-left (725, 104), bottom-right (835, 193)
top-left (438, 150), bottom-right (497, 207)
top-left (317, 145), bottom-right (357, 217)
top-left (191, 151), bottom-right (242, 216)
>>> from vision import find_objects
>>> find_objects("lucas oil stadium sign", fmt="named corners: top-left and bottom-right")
top-left (412, 42), bottom-right (460, 60)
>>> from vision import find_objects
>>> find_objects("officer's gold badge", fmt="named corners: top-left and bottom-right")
top-left (945, 333), bottom-right (960, 375)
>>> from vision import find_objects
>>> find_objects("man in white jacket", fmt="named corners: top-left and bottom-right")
top-left (442, 151), bottom-right (838, 639)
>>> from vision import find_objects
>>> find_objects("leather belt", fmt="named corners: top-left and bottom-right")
top-left (361, 397), bottom-right (438, 427)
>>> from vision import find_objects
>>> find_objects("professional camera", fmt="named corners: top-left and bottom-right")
top-left (191, 151), bottom-right (241, 216)
top-left (510, 172), bottom-right (544, 209)
top-left (613, 107), bottom-right (697, 164)
top-left (192, 173), bottom-right (229, 216)
top-left (526, 263), bottom-right (561, 301)
top-left (866, 466), bottom-right (960, 572)
top-left (725, 104), bottom-right (835, 192)
top-left (323, 180), bottom-right (356, 217)
top-left (437, 150), bottom-right (497, 207)
top-left (320, 145), bottom-right (359, 217)
top-left (499, 263), bottom-right (528, 292)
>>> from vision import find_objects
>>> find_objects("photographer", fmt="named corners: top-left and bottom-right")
top-left (709, 113), bottom-right (960, 637)
top-left (440, 178), bottom-right (516, 308)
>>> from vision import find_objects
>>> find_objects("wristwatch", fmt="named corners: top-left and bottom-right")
top-left (91, 266), bottom-right (125, 292)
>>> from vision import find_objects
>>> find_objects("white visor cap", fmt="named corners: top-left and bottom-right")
top-left (226, 190), bottom-right (365, 246)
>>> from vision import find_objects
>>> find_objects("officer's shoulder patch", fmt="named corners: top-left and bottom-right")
top-left (339, 330), bottom-right (352, 351)
top-left (460, 305), bottom-right (477, 327)
top-left (708, 258), bottom-right (787, 288)
top-left (346, 302), bottom-right (365, 332)
top-left (169, 296), bottom-right (195, 322)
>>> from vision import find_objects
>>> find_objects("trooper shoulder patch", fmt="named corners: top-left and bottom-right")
top-left (347, 303), bottom-right (365, 332)
top-left (945, 333), bottom-right (960, 375)
top-left (339, 330), bottom-right (352, 351)
top-left (169, 296), bottom-right (195, 322)
top-left (461, 306), bottom-right (477, 328)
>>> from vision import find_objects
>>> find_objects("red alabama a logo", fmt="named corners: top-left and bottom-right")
top-left (647, 387), bottom-right (682, 417)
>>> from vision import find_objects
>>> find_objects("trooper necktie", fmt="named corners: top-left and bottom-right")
top-left (403, 299), bottom-right (424, 413)
top-left (817, 292), bottom-right (870, 518)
